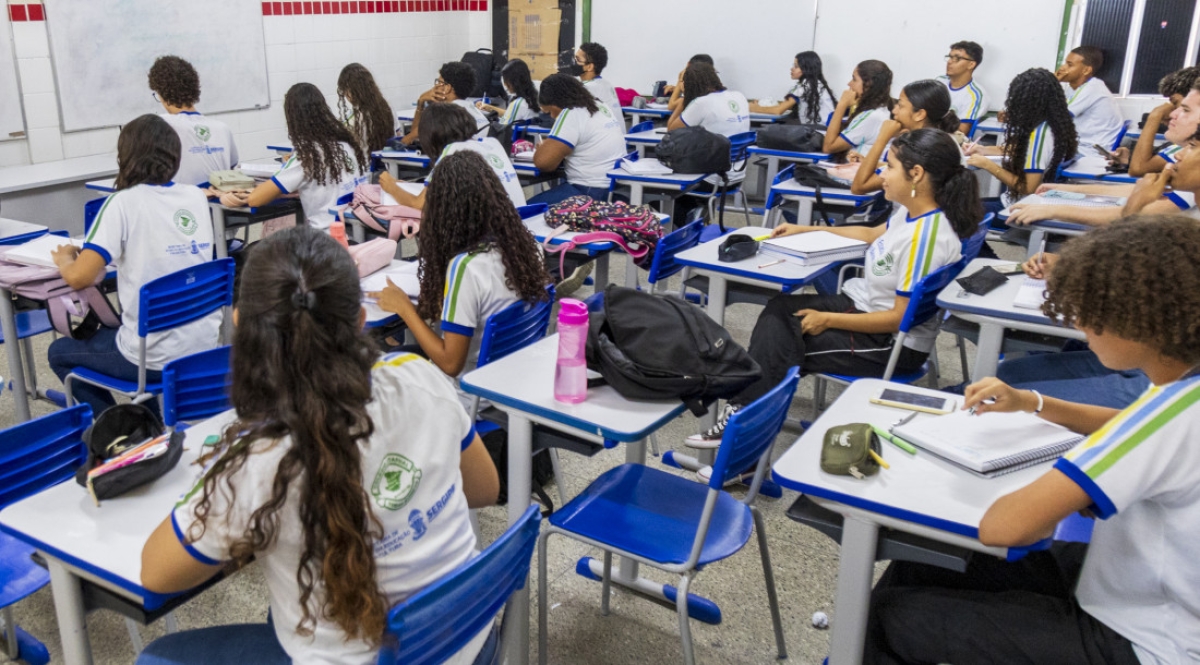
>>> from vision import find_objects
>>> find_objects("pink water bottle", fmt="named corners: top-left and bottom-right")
top-left (554, 299), bottom-right (589, 404)
top-left (329, 220), bottom-right (350, 249)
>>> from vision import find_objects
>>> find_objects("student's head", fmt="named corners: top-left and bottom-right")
top-left (538, 73), bottom-right (599, 117)
top-left (415, 102), bottom-right (478, 158)
top-left (437, 61), bottom-right (476, 100)
top-left (894, 79), bottom-right (959, 133)
top-left (500, 58), bottom-right (541, 113)
top-left (576, 42), bottom-right (609, 77)
top-left (1059, 46), bottom-right (1103, 86)
top-left (416, 151), bottom-right (550, 321)
top-left (688, 53), bottom-right (714, 67)
top-left (792, 51), bottom-right (835, 124)
top-left (945, 41), bottom-right (983, 78)
top-left (883, 128), bottom-right (982, 239)
top-left (1044, 216), bottom-right (1200, 369)
top-left (1001, 68), bottom-right (1078, 196)
top-left (284, 82), bottom-right (368, 186)
top-left (1159, 66), bottom-right (1200, 105)
top-left (147, 55), bottom-right (200, 109)
top-left (336, 63), bottom-right (395, 153)
top-left (682, 62), bottom-right (726, 109)
top-left (205, 225), bottom-right (385, 642)
top-left (115, 114), bottom-right (181, 190)
top-left (850, 60), bottom-right (894, 117)
top-left (1165, 141), bottom-right (1200, 191)
top-left (1165, 86), bottom-right (1200, 145)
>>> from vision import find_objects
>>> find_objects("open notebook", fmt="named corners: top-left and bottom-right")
top-left (893, 409), bottom-right (1084, 477)
top-left (1013, 277), bottom-right (1047, 310)
top-left (361, 262), bottom-right (421, 300)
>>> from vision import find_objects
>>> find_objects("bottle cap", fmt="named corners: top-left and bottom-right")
top-left (557, 298), bottom-right (589, 326)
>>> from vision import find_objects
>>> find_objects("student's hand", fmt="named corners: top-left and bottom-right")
top-left (417, 87), bottom-right (439, 106)
top-left (965, 153), bottom-right (995, 171)
top-left (1034, 183), bottom-right (1060, 195)
top-left (51, 244), bottom-right (79, 268)
top-left (963, 377), bottom-right (1039, 415)
top-left (1125, 169), bottom-right (1173, 214)
top-left (878, 119), bottom-right (903, 142)
top-left (379, 171), bottom-right (397, 189)
top-left (838, 88), bottom-right (859, 108)
top-left (1005, 204), bottom-right (1053, 226)
top-left (1022, 251), bottom-right (1058, 279)
top-left (1150, 100), bottom-right (1176, 117)
top-left (1110, 146), bottom-right (1130, 166)
top-left (1054, 66), bottom-right (1068, 82)
top-left (845, 150), bottom-right (865, 163)
top-left (219, 191), bottom-right (249, 208)
top-left (366, 278), bottom-right (415, 318)
top-left (793, 309), bottom-right (833, 335)
top-left (770, 223), bottom-right (808, 239)
top-left (996, 110), bottom-right (1008, 124)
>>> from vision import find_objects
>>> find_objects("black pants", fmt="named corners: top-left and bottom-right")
top-left (732, 293), bottom-right (926, 406)
top-left (866, 543), bottom-right (1140, 665)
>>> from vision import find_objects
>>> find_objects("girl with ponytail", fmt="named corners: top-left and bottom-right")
top-left (687, 128), bottom-right (980, 446)
top-left (138, 226), bottom-right (500, 665)
top-left (851, 79), bottom-right (962, 194)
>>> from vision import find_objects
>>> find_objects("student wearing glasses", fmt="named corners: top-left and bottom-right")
top-left (565, 42), bottom-right (623, 119)
top-left (937, 41), bottom-right (988, 137)
top-left (400, 62), bottom-right (487, 146)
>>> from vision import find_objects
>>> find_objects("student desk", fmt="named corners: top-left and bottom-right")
top-left (623, 127), bottom-right (668, 157)
top-left (523, 212), bottom-right (626, 287)
top-left (621, 105), bottom-right (671, 126)
top-left (998, 193), bottom-right (1119, 259)
top-left (771, 378), bottom-right (1056, 665)
top-left (460, 335), bottom-right (689, 665)
top-left (83, 180), bottom-right (244, 260)
top-left (267, 144), bottom-right (292, 156)
top-left (936, 258), bottom-right (1086, 381)
top-left (397, 108), bottom-right (416, 123)
top-left (360, 259), bottom-right (420, 328)
top-left (373, 151), bottom-right (549, 185)
top-left (1125, 128), bottom-right (1165, 142)
top-left (975, 120), bottom-right (1006, 139)
top-left (766, 178), bottom-right (879, 227)
top-left (0, 217), bottom-right (49, 244)
top-left (0, 220), bottom-right (51, 421)
top-left (746, 146), bottom-right (830, 199)
top-left (749, 112), bottom-right (787, 125)
top-left (1059, 163), bottom-right (1137, 184)
top-left (0, 413), bottom-right (238, 665)
top-left (607, 168), bottom-right (708, 285)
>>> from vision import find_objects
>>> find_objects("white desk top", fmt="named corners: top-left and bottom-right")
top-left (622, 106), bottom-right (671, 118)
top-left (0, 154), bottom-right (119, 195)
top-left (624, 128), bottom-right (668, 145)
top-left (1060, 163), bottom-right (1137, 184)
top-left (771, 378), bottom-right (1051, 546)
top-left (749, 112), bottom-right (787, 124)
top-left (361, 259), bottom-right (420, 326)
top-left (0, 413), bottom-right (235, 608)
top-left (460, 335), bottom-right (687, 442)
top-left (374, 150), bottom-right (431, 168)
top-left (746, 145), bottom-right (830, 161)
top-left (997, 192), bottom-right (1124, 220)
top-left (398, 109), bottom-right (417, 122)
top-left (0, 217), bottom-right (48, 240)
top-left (607, 168), bottom-right (708, 188)
top-left (674, 226), bottom-right (834, 290)
top-left (936, 258), bottom-right (1083, 333)
top-left (770, 178), bottom-right (878, 203)
top-left (523, 213), bottom-right (616, 251)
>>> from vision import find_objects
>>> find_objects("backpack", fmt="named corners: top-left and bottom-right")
top-left (655, 127), bottom-right (734, 230)
top-left (614, 87), bottom-right (639, 107)
top-left (344, 184), bottom-right (422, 240)
top-left (460, 48), bottom-right (504, 99)
top-left (0, 247), bottom-right (120, 339)
top-left (791, 163), bottom-right (857, 226)
top-left (587, 285), bottom-right (761, 416)
top-left (541, 196), bottom-right (662, 275)
top-left (757, 124), bottom-right (825, 153)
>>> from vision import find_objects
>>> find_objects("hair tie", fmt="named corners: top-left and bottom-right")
top-left (291, 290), bottom-right (317, 311)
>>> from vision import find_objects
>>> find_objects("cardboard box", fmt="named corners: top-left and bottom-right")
top-left (509, 8), bottom-right (561, 55)
top-left (510, 51), bottom-right (561, 80)
top-left (510, 0), bottom-right (559, 11)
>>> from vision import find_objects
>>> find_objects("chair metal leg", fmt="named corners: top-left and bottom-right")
top-left (957, 336), bottom-right (970, 380)
top-left (20, 337), bottom-right (37, 395)
top-left (600, 551), bottom-right (613, 616)
top-left (812, 377), bottom-right (827, 420)
top-left (740, 190), bottom-right (752, 226)
top-left (124, 617), bottom-right (143, 654)
top-left (548, 449), bottom-right (567, 508)
top-left (752, 506), bottom-right (788, 660)
top-left (648, 434), bottom-right (660, 457)
top-left (64, 375), bottom-right (76, 407)
top-left (3, 606), bottom-right (17, 660)
top-left (537, 530), bottom-right (552, 665)
top-left (676, 573), bottom-right (696, 665)
top-left (163, 612), bottom-right (178, 634)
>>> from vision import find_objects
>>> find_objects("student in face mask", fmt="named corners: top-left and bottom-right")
top-left (564, 42), bottom-right (623, 119)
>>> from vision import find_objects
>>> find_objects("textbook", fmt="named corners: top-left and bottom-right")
top-left (893, 409), bottom-right (1084, 477)
top-left (3, 235), bottom-right (83, 269)
top-left (1013, 277), bottom-right (1047, 310)
top-left (759, 231), bottom-right (866, 265)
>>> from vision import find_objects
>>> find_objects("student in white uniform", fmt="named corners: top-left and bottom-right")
top-left (665, 54), bottom-right (714, 112)
top-left (1119, 76), bottom-right (1200, 176)
top-left (851, 79), bottom-right (961, 195)
top-left (337, 62), bottom-right (396, 153)
top-left (966, 68), bottom-right (1078, 206)
top-left (750, 51), bottom-right (837, 125)
top-left (688, 129), bottom-right (980, 447)
top-left (401, 61), bottom-right (488, 146)
top-left (867, 215), bottom-right (1200, 665)
top-left (379, 103), bottom-right (526, 210)
top-left (47, 115), bottom-right (220, 417)
top-left (1057, 46), bottom-right (1125, 155)
top-left (937, 41), bottom-right (988, 136)
top-left (476, 58), bottom-right (541, 127)
top-left (567, 42), bottom-right (623, 119)
top-left (136, 226), bottom-right (501, 665)
top-left (667, 62), bottom-right (750, 136)
top-left (368, 151), bottom-right (551, 409)
top-left (823, 59), bottom-right (895, 156)
top-left (147, 55), bottom-right (238, 187)
top-left (530, 73), bottom-right (628, 205)
top-left (220, 83), bottom-right (368, 231)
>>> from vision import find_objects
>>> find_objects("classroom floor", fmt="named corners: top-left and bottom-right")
top-left (1, 233), bottom-right (1026, 665)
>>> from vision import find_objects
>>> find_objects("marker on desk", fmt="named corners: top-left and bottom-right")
top-left (752, 233), bottom-right (773, 241)
top-left (871, 424), bottom-right (917, 455)
top-left (868, 449), bottom-right (890, 469)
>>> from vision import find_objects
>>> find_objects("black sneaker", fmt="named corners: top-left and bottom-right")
top-left (684, 403), bottom-right (740, 449)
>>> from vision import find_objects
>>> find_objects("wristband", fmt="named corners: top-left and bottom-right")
top-left (1030, 389), bottom-right (1044, 415)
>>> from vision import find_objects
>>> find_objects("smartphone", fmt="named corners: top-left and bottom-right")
top-left (1092, 143), bottom-right (1117, 160)
top-left (870, 387), bottom-right (956, 415)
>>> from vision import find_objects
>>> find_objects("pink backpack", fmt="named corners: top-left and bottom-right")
top-left (615, 87), bottom-right (640, 107)
top-left (344, 184), bottom-right (422, 241)
top-left (541, 196), bottom-right (662, 275)
top-left (0, 249), bottom-right (120, 337)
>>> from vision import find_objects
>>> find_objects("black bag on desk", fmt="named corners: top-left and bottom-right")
top-left (757, 124), bottom-right (825, 153)
top-left (655, 126), bottom-right (731, 175)
top-left (790, 163), bottom-right (853, 225)
top-left (74, 403), bottom-right (185, 504)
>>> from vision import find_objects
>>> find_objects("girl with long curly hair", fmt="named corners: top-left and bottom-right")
top-left (220, 82), bottom-right (368, 230)
top-left (138, 226), bottom-right (500, 665)
top-left (823, 59), bottom-right (895, 155)
top-left (476, 59), bottom-right (541, 126)
top-left (530, 73), bottom-right (627, 204)
top-left (751, 51), bottom-right (837, 125)
top-left (369, 150), bottom-right (550, 405)
top-left (337, 63), bottom-right (396, 153)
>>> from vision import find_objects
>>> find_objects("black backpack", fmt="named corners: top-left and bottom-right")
top-left (656, 126), bottom-right (734, 229)
top-left (586, 285), bottom-right (761, 416)
top-left (791, 163), bottom-right (856, 225)
top-left (757, 124), bottom-right (825, 153)
top-left (461, 48), bottom-right (505, 99)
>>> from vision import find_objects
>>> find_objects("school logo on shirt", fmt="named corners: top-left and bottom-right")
top-left (173, 209), bottom-right (199, 236)
top-left (729, 100), bottom-right (740, 113)
top-left (371, 453), bottom-right (422, 511)
top-left (194, 125), bottom-right (211, 142)
top-left (487, 154), bottom-right (505, 170)
top-left (872, 252), bottom-right (895, 276)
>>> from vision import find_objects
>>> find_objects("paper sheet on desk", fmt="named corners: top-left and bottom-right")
top-left (1013, 277), bottom-right (1047, 310)
top-left (361, 264), bottom-right (421, 299)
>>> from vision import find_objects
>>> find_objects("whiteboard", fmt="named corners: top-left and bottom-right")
top-left (592, 1), bottom-right (819, 102)
top-left (44, 0), bottom-right (270, 132)
top-left (0, 14), bottom-right (26, 141)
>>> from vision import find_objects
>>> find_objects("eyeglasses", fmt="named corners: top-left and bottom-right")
top-left (151, 91), bottom-right (162, 103)
top-left (433, 78), bottom-right (448, 87)
top-left (574, 58), bottom-right (589, 66)
top-left (944, 55), bottom-right (975, 63)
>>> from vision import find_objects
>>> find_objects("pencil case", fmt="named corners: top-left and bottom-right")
top-left (820, 423), bottom-right (880, 480)
top-left (209, 170), bottom-right (255, 192)
top-left (347, 238), bottom-right (398, 277)
top-left (956, 266), bottom-right (1008, 296)
top-left (74, 403), bottom-right (186, 504)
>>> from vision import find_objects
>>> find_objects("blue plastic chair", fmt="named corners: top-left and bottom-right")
top-left (162, 345), bottom-right (232, 432)
top-left (0, 404), bottom-right (91, 665)
top-left (537, 368), bottom-right (799, 665)
top-left (1111, 119), bottom-right (1132, 151)
top-left (378, 506), bottom-right (541, 665)
top-left (762, 163), bottom-right (798, 226)
top-left (65, 258), bottom-right (234, 410)
top-left (644, 220), bottom-right (704, 295)
top-left (628, 120), bottom-right (655, 135)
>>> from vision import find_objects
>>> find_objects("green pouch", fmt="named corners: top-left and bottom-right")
top-left (820, 423), bottom-right (881, 479)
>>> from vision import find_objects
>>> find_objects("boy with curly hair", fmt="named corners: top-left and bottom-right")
top-left (866, 215), bottom-right (1200, 664)
top-left (147, 55), bottom-right (238, 186)
top-left (400, 61), bottom-right (487, 145)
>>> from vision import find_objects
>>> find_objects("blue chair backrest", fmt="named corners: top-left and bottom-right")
top-left (646, 220), bottom-right (704, 285)
top-left (476, 287), bottom-right (556, 368)
top-left (1111, 119), bottom-right (1132, 151)
top-left (162, 345), bottom-right (232, 428)
top-left (728, 131), bottom-right (757, 162)
top-left (516, 203), bottom-right (548, 220)
top-left (960, 213), bottom-right (994, 262)
top-left (379, 506), bottom-right (542, 665)
top-left (137, 258), bottom-right (235, 338)
top-left (898, 260), bottom-right (969, 334)
top-left (0, 405), bottom-right (90, 509)
top-left (963, 118), bottom-right (979, 140)
top-left (764, 164), bottom-right (796, 211)
top-left (611, 150), bottom-right (638, 170)
top-left (628, 120), bottom-right (655, 135)
top-left (709, 367), bottom-right (800, 490)
top-left (510, 119), bottom-right (533, 145)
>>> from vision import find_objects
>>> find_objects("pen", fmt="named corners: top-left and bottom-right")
top-left (871, 424), bottom-right (917, 454)
top-left (757, 258), bottom-right (785, 269)
top-left (868, 449), bottom-right (890, 469)
top-left (1035, 236), bottom-right (1048, 269)
top-left (968, 397), bottom-right (997, 415)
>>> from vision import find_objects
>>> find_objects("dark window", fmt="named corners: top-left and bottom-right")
top-left (1131, 0), bottom-right (1198, 93)
top-left (1080, 0), bottom-right (1138, 92)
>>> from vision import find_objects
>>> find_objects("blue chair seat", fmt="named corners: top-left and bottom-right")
top-left (549, 464), bottom-right (753, 566)
top-left (68, 367), bottom-right (163, 396)
top-left (0, 532), bottom-right (48, 607)
top-left (0, 311), bottom-right (53, 343)
top-left (820, 365), bottom-right (928, 387)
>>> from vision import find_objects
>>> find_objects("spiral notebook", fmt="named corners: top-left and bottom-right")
top-left (893, 409), bottom-right (1084, 477)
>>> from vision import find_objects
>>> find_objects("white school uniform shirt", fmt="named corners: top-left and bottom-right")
top-left (173, 354), bottom-right (487, 665)
top-left (1064, 78), bottom-right (1124, 153)
top-left (451, 98), bottom-right (490, 133)
top-left (583, 77), bottom-right (624, 119)
top-left (786, 82), bottom-right (836, 125)
top-left (1055, 375), bottom-right (1200, 665)
top-left (936, 76), bottom-right (988, 126)
top-left (499, 95), bottom-right (539, 125)
top-left (432, 137), bottom-right (527, 207)
top-left (159, 112), bottom-right (239, 187)
top-left (1158, 143), bottom-right (1184, 164)
top-left (838, 106), bottom-right (891, 155)
top-left (680, 89), bottom-right (751, 137)
top-left (271, 142), bottom-right (368, 231)
top-left (1000, 122), bottom-right (1056, 207)
top-left (841, 207), bottom-right (963, 353)
top-left (82, 183), bottom-right (221, 370)
top-left (547, 105), bottom-right (627, 188)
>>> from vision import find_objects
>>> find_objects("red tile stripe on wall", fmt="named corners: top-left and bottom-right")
top-left (262, 1), bottom-right (488, 14)
top-left (8, 4), bottom-right (46, 22)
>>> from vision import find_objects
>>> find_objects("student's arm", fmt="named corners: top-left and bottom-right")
top-left (141, 516), bottom-right (225, 594)
top-left (977, 469), bottom-right (1094, 547)
top-left (1005, 203), bottom-right (1124, 228)
top-left (52, 247), bottom-right (107, 291)
top-left (748, 98), bottom-right (797, 115)
top-left (666, 72), bottom-right (685, 113)
top-left (1122, 170), bottom-right (1175, 215)
top-left (849, 119), bottom-right (901, 194)
top-left (795, 295), bottom-right (905, 336)
top-left (822, 89), bottom-right (859, 153)
top-left (1036, 182), bottom-right (1134, 196)
top-left (771, 221), bottom-right (885, 244)
top-left (460, 434), bottom-right (500, 509)
top-left (1128, 102), bottom-right (1174, 176)
top-left (368, 278), bottom-right (473, 376)
top-left (379, 171), bottom-right (426, 209)
top-left (963, 377), bottom-right (1120, 435)
top-left (667, 103), bottom-right (687, 130)
top-left (533, 136), bottom-right (572, 172)
top-left (957, 121), bottom-right (975, 136)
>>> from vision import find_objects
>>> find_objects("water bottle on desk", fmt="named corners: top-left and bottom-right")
top-left (329, 219), bottom-right (350, 249)
top-left (554, 299), bottom-right (589, 404)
